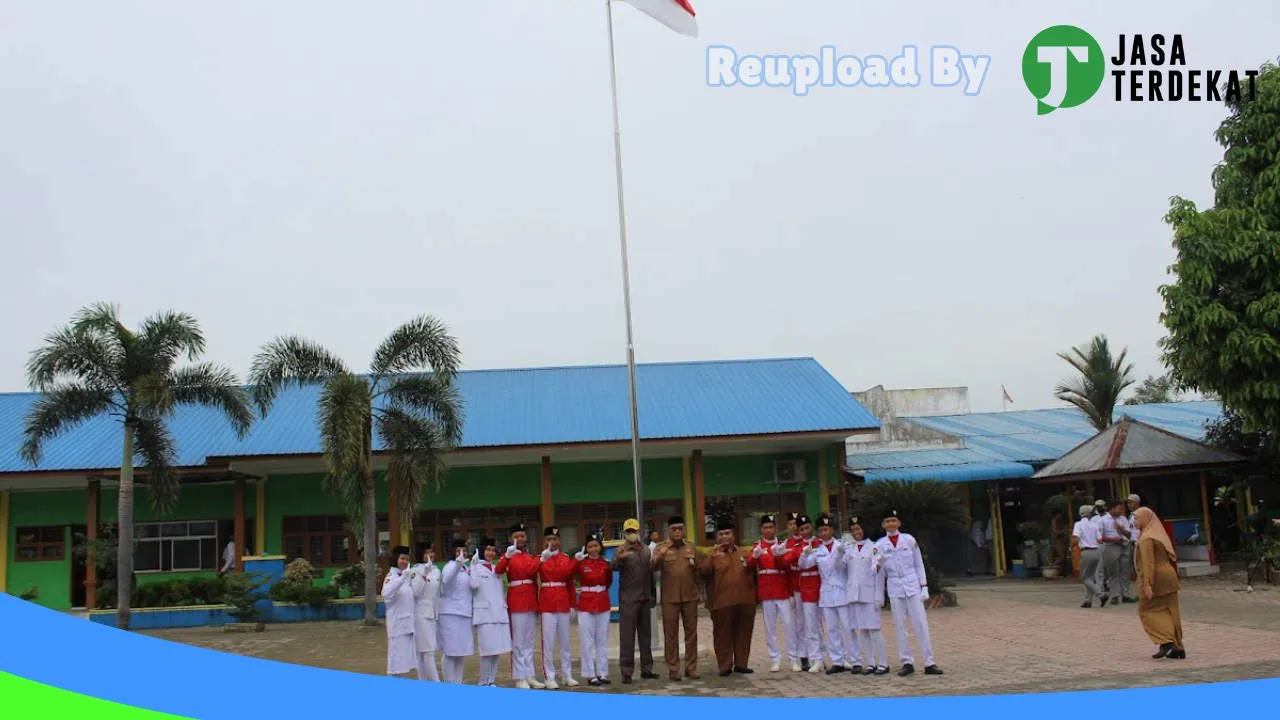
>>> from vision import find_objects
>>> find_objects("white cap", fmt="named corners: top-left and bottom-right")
top-left (1127, 494), bottom-right (1140, 503)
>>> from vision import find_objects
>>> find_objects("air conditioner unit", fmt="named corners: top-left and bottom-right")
top-left (773, 459), bottom-right (806, 486)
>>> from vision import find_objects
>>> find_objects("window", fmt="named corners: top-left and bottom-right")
top-left (1131, 475), bottom-right (1203, 519)
top-left (555, 501), bottom-right (672, 549)
top-left (413, 507), bottom-right (539, 555)
top-left (135, 520), bottom-right (220, 572)
top-left (282, 516), bottom-right (354, 567)
top-left (14, 526), bottom-right (65, 562)
top-left (706, 493), bottom-right (805, 541)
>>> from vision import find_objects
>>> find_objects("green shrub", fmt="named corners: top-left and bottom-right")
top-left (283, 558), bottom-right (319, 584)
top-left (222, 571), bottom-right (269, 623)
top-left (132, 577), bottom-right (228, 608)
top-left (270, 580), bottom-right (338, 607)
top-left (330, 564), bottom-right (365, 597)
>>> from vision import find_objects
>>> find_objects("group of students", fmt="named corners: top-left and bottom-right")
top-left (1071, 494), bottom-right (1144, 608)
top-left (379, 508), bottom-right (942, 688)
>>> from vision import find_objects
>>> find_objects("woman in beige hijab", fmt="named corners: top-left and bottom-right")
top-left (1133, 507), bottom-right (1185, 659)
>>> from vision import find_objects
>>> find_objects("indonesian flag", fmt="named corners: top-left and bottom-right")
top-left (1002, 385), bottom-right (1014, 404)
top-left (619, 0), bottom-right (698, 38)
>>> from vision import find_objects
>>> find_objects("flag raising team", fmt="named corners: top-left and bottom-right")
top-left (385, 509), bottom-right (943, 687)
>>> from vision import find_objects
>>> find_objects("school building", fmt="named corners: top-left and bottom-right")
top-left (0, 357), bottom-right (880, 611)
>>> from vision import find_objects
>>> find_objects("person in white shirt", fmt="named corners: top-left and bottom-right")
top-left (382, 546), bottom-right (417, 677)
top-left (408, 541), bottom-right (442, 681)
top-left (874, 510), bottom-right (942, 676)
top-left (843, 517), bottom-right (888, 675)
top-left (1096, 499), bottom-right (1128, 607)
top-left (800, 515), bottom-right (857, 674)
top-left (470, 538), bottom-right (512, 687)
top-left (1116, 494), bottom-right (1141, 603)
top-left (219, 540), bottom-right (236, 574)
top-left (1071, 505), bottom-right (1104, 608)
top-left (438, 539), bottom-right (475, 684)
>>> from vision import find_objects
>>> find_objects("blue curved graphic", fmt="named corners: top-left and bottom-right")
top-left (0, 592), bottom-right (1274, 718)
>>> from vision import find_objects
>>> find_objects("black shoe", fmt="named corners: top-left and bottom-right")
top-left (598, 677), bottom-right (611, 685)
top-left (801, 658), bottom-right (811, 672)
top-left (1100, 596), bottom-right (1109, 607)
top-left (1169, 649), bottom-right (1186, 659)
top-left (863, 666), bottom-right (876, 676)
top-left (898, 664), bottom-right (915, 676)
top-left (850, 665), bottom-right (863, 674)
top-left (1081, 602), bottom-right (1092, 608)
top-left (588, 678), bottom-right (601, 686)
top-left (640, 672), bottom-right (660, 680)
top-left (874, 666), bottom-right (890, 676)
top-left (622, 676), bottom-right (633, 684)
top-left (1153, 643), bottom-right (1174, 659)
top-left (1123, 598), bottom-right (1137, 604)
top-left (718, 670), bottom-right (732, 677)
top-left (826, 665), bottom-right (846, 675)
top-left (924, 665), bottom-right (943, 675)
top-left (733, 667), bottom-right (753, 674)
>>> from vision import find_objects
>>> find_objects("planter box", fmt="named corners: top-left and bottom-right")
top-left (1176, 545), bottom-right (1211, 562)
top-left (88, 598), bottom-right (387, 630)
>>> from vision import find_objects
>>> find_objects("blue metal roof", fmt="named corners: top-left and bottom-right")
top-left (0, 357), bottom-right (879, 474)
top-left (901, 401), bottom-right (1222, 464)
top-left (843, 401), bottom-right (1223, 485)
top-left (860, 462), bottom-right (1035, 484)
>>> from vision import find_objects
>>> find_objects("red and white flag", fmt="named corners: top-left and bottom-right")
top-left (619, 0), bottom-right (698, 38)
top-left (1002, 385), bottom-right (1014, 404)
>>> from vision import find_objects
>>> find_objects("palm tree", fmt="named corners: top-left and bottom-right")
top-left (1124, 372), bottom-right (1180, 405)
top-left (21, 303), bottom-right (253, 629)
top-left (247, 316), bottom-right (464, 624)
top-left (1054, 335), bottom-right (1136, 431)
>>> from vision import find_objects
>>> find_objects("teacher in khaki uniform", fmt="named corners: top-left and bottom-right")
top-left (614, 518), bottom-right (660, 684)
top-left (699, 518), bottom-right (758, 676)
top-left (651, 515), bottom-right (700, 681)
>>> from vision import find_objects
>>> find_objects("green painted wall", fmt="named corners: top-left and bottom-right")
top-left (551, 458), bottom-right (683, 503)
top-left (99, 482), bottom-right (252, 524)
top-left (6, 491), bottom-right (82, 610)
top-left (427, 465), bottom-right (541, 509)
top-left (704, 451), bottom-right (823, 514)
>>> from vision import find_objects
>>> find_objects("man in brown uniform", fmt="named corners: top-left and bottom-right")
top-left (700, 518), bottom-right (758, 676)
top-left (613, 518), bottom-right (660, 684)
top-left (651, 515), bottom-right (700, 681)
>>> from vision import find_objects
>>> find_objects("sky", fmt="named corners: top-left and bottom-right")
top-left (1, 1), bottom-right (1277, 413)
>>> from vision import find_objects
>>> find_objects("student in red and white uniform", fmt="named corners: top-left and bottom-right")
top-left (538, 526), bottom-right (580, 689)
top-left (746, 513), bottom-right (792, 672)
top-left (786, 514), bottom-right (823, 672)
top-left (497, 523), bottom-right (543, 689)
top-left (574, 533), bottom-right (614, 686)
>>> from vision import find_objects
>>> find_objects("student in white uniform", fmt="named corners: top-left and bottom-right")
top-left (437, 539), bottom-right (475, 684)
top-left (382, 546), bottom-right (417, 677)
top-left (1072, 505), bottom-right (1104, 608)
top-left (408, 541), bottom-right (442, 681)
top-left (800, 515), bottom-right (857, 674)
top-left (1117, 496), bottom-right (1139, 603)
top-left (219, 540), bottom-right (237, 574)
top-left (842, 517), bottom-right (888, 675)
top-left (1091, 499), bottom-right (1111, 597)
top-left (874, 510), bottom-right (943, 676)
top-left (470, 538), bottom-right (512, 687)
top-left (1097, 499), bottom-right (1128, 607)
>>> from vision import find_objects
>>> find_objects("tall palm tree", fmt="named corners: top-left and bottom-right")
top-left (247, 316), bottom-right (464, 624)
top-left (1055, 334), bottom-right (1136, 431)
top-left (21, 303), bottom-right (253, 629)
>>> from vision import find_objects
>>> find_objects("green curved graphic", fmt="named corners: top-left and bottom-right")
top-left (0, 671), bottom-right (192, 719)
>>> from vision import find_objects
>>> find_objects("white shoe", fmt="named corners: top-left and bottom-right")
top-left (528, 678), bottom-right (545, 689)
top-left (516, 680), bottom-right (531, 690)
top-left (808, 662), bottom-right (824, 674)
top-left (790, 661), bottom-right (802, 672)
top-left (770, 662), bottom-right (781, 672)
top-left (563, 676), bottom-right (580, 688)
top-left (545, 679), bottom-right (560, 690)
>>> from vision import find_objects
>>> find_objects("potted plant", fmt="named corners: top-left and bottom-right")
top-left (1038, 539), bottom-right (1061, 578)
top-left (1016, 520), bottom-right (1048, 570)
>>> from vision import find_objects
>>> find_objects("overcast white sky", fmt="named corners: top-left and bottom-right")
top-left (2, 1), bottom-right (1277, 413)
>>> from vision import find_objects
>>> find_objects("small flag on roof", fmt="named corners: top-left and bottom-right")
top-left (1002, 385), bottom-right (1014, 404)
top-left (619, 0), bottom-right (698, 37)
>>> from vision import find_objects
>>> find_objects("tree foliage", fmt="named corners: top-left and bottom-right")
top-left (1125, 373), bottom-right (1180, 405)
top-left (1160, 63), bottom-right (1280, 439)
top-left (22, 303), bottom-right (251, 629)
top-left (247, 316), bottom-right (464, 625)
top-left (1054, 335), bottom-right (1136, 431)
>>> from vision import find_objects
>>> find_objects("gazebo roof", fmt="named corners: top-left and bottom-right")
top-left (1032, 416), bottom-right (1246, 482)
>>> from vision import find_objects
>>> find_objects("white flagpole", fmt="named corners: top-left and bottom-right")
top-left (605, 0), bottom-right (645, 525)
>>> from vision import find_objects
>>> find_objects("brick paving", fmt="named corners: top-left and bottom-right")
top-left (143, 573), bottom-right (1280, 697)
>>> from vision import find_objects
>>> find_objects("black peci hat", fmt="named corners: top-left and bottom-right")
top-left (667, 515), bottom-right (685, 526)
top-left (715, 518), bottom-right (735, 532)
top-left (392, 545), bottom-right (411, 558)
top-left (452, 538), bottom-right (467, 550)
top-left (510, 523), bottom-right (528, 534)
top-left (760, 514), bottom-right (776, 526)
top-left (786, 512), bottom-right (798, 522)
top-left (586, 533), bottom-right (603, 546)
top-left (415, 541), bottom-right (432, 556)
top-left (848, 516), bottom-right (860, 527)
top-left (544, 526), bottom-right (560, 538)
top-left (481, 537), bottom-right (497, 550)
top-left (884, 509), bottom-right (900, 520)
top-left (817, 515), bottom-right (833, 528)
top-left (796, 514), bottom-right (812, 526)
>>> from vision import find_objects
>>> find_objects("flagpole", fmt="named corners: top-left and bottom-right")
top-left (605, 0), bottom-right (645, 525)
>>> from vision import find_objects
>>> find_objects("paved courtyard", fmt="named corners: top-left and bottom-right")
top-left (143, 572), bottom-right (1280, 697)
